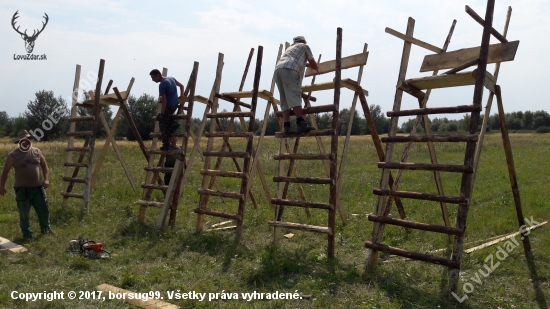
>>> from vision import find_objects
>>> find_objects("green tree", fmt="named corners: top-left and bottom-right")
top-left (117, 94), bottom-right (158, 140)
top-left (24, 90), bottom-right (69, 141)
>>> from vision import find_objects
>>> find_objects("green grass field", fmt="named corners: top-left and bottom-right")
top-left (0, 134), bottom-right (548, 309)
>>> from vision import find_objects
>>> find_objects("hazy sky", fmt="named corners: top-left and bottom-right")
top-left (1, 0), bottom-right (547, 124)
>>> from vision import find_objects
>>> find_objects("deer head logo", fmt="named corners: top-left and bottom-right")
top-left (11, 11), bottom-right (49, 54)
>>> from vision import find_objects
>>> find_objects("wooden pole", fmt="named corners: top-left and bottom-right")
top-left (81, 59), bottom-right (105, 215)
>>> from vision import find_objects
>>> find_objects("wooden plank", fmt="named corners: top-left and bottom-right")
top-left (378, 162), bottom-right (473, 173)
top-left (365, 241), bottom-right (460, 269)
top-left (198, 189), bottom-right (243, 200)
top-left (140, 184), bottom-right (168, 191)
top-left (193, 208), bottom-right (241, 221)
top-left (205, 226), bottom-right (237, 232)
top-left (406, 70), bottom-right (479, 89)
top-left (443, 59), bottom-right (479, 75)
top-left (373, 188), bottom-right (467, 204)
top-left (63, 177), bottom-right (87, 183)
top-left (368, 215), bottom-right (464, 236)
top-left (136, 200), bottom-right (163, 208)
top-left (382, 134), bottom-right (478, 143)
top-left (275, 129), bottom-right (333, 138)
top-left (273, 176), bottom-right (333, 185)
top-left (96, 284), bottom-right (179, 309)
top-left (0, 236), bottom-right (28, 253)
top-left (270, 198), bottom-right (333, 210)
top-left (274, 153), bottom-right (334, 160)
top-left (305, 52), bottom-right (368, 77)
top-left (200, 169), bottom-right (247, 179)
top-left (206, 111), bottom-right (253, 118)
top-left (301, 81), bottom-right (336, 92)
top-left (268, 221), bottom-right (332, 235)
top-left (385, 27), bottom-right (443, 53)
top-left (387, 104), bottom-right (481, 117)
top-left (275, 104), bottom-right (335, 117)
top-left (420, 40), bottom-right (519, 72)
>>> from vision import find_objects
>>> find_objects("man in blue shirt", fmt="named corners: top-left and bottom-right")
top-left (150, 69), bottom-right (185, 150)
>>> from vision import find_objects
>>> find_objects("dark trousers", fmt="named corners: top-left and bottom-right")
top-left (15, 187), bottom-right (50, 238)
top-left (160, 105), bottom-right (178, 145)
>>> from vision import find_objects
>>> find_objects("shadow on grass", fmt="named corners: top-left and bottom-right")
top-left (525, 252), bottom-right (548, 309)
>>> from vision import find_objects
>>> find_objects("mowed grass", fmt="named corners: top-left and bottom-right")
top-left (0, 133), bottom-right (548, 309)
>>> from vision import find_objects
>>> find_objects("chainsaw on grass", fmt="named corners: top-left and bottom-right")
top-left (68, 239), bottom-right (112, 259)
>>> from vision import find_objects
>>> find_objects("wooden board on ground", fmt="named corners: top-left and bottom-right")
top-left (0, 236), bottom-right (27, 253)
top-left (205, 226), bottom-right (237, 232)
top-left (96, 284), bottom-right (179, 309)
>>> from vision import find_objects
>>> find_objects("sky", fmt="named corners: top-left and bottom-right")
top-left (1, 0), bottom-right (548, 124)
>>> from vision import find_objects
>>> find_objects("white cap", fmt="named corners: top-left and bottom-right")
top-left (293, 36), bottom-right (306, 43)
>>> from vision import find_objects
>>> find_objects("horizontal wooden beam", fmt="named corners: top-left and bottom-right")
top-left (373, 188), bottom-right (467, 204)
top-left (273, 176), bottom-right (334, 185)
top-left (275, 104), bottom-right (336, 117)
top-left (378, 162), bottom-right (473, 173)
top-left (382, 134), bottom-right (479, 143)
top-left (387, 104), bottom-right (481, 117)
top-left (364, 241), bottom-right (460, 269)
top-left (193, 208), bottom-right (241, 221)
top-left (270, 198), bottom-right (333, 210)
top-left (274, 153), bottom-right (334, 160)
top-left (135, 200), bottom-right (163, 208)
top-left (197, 189), bottom-right (243, 200)
top-left (443, 59), bottom-right (479, 75)
top-left (275, 129), bottom-right (333, 138)
top-left (368, 214), bottom-right (464, 236)
top-left (385, 27), bottom-right (443, 53)
top-left (200, 169), bottom-right (247, 179)
top-left (305, 52), bottom-right (369, 77)
top-left (62, 177), bottom-right (87, 184)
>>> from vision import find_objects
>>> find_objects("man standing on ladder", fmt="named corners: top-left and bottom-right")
top-left (0, 130), bottom-right (54, 239)
top-left (274, 36), bottom-right (319, 134)
top-left (150, 69), bottom-right (184, 150)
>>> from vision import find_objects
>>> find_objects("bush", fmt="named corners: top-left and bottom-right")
top-left (535, 126), bottom-right (550, 133)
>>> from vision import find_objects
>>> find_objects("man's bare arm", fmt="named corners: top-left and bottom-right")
top-left (306, 59), bottom-right (319, 71)
top-left (175, 80), bottom-right (185, 99)
top-left (0, 155), bottom-right (14, 196)
top-left (39, 151), bottom-right (50, 189)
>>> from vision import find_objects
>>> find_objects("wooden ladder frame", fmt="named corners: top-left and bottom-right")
top-left (268, 28), bottom-right (397, 258)
top-left (194, 47), bottom-right (266, 241)
top-left (62, 59), bottom-right (144, 214)
top-left (363, 0), bottom-right (532, 296)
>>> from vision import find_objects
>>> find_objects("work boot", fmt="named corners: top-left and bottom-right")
top-left (41, 229), bottom-right (55, 235)
top-left (296, 117), bottom-right (315, 134)
top-left (283, 122), bottom-right (291, 135)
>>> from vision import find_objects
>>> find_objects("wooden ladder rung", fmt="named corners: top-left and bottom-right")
top-left (141, 184), bottom-right (168, 191)
top-left (382, 134), bottom-right (479, 143)
top-left (270, 198), bottom-right (333, 210)
top-left (65, 147), bottom-right (91, 152)
top-left (368, 214), bottom-right (464, 236)
top-left (197, 189), bottom-right (243, 200)
top-left (275, 129), bottom-right (334, 138)
top-left (206, 111), bottom-right (253, 118)
top-left (151, 114), bottom-right (186, 121)
top-left (62, 177), bottom-right (87, 184)
top-left (60, 192), bottom-right (84, 199)
top-left (203, 151), bottom-right (250, 159)
top-left (378, 162), bottom-right (473, 173)
top-left (149, 150), bottom-right (183, 155)
top-left (68, 116), bottom-right (95, 122)
top-left (364, 241), bottom-right (460, 269)
top-left (136, 200), bottom-right (164, 208)
top-left (275, 104), bottom-right (336, 117)
top-left (64, 162), bottom-right (88, 168)
top-left (200, 169), bottom-right (248, 179)
top-left (144, 167), bottom-right (174, 173)
top-left (267, 221), bottom-right (332, 235)
top-left (387, 105), bottom-right (481, 117)
top-left (66, 131), bottom-right (93, 137)
top-left (205, 132), bottom-right (253, 138)
top-left (273, 176), bottom-right (333, 185)
top-left (193, 208), bottom-right (242, 221)
top-left (215, 93), bottom-right (253, 109)
top-left (149, 132), bottom-right (188, 138)
top-left (274, 153), bottom-right (334, 161)
top-left (373, 189), bottom-right (467, 204)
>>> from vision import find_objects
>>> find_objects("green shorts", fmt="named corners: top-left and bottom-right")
top-left (274, 68), bottom-right (302, 111)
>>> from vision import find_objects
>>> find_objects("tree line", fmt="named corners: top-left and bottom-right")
top-left (2, 89), bottom-right (550, 141)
